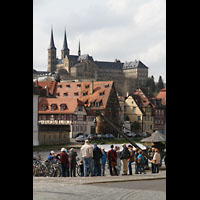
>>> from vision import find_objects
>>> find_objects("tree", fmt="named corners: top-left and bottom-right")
top-left (145, 76), bottom-right (156, 93)
top-left (131, 121), bottom-right (141, 133)
top-left (156, 76), bottom-right (164, 93)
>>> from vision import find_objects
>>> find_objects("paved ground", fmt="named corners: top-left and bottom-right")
top-left (33, 170), bottom-right (166, 200)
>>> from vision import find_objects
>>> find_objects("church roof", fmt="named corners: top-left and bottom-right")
top-left (122, 60), bottom-right (148, 69)
top-left (78, 54), bottom-right (94, 62)
top-left (49, 28), bottom-right (56, 50)
top-left (94, 61), bottom-right (123, 70)
top-left (62, 30), bottom-right (69, 51)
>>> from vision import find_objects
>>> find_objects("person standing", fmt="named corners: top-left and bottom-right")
top-left (136, 150), bottom-right (146, 174)
top-left (150, 147), bottom-right (156, 173)
top-left (80, 140), bottom-right (94, 177)
top-left (69, 148), bottom-right (77, 177)
top-left (107, 145), bottom-right (118, 176)
top-left (56, 148), bottom-right (69, 177)
top-left (134, 148), bottom-right (140, 174)
top-left (128, 145), bottom-right (135, 175)
top-left (120, 144), bottom-right (130, 175)
top-left (101, 147), bottom-right (107, 176)
top-left (93, 143), bottom-right (102, 176)
top-left (115, 146), bottom-right (122, 176)
top-left (152, 148), bottom-right (161, 173)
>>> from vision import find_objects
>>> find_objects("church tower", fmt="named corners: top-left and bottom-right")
top-left (78, 40), bottom-right (81, 56)
top-left (48, 28), bottom-right (57, 72)
top-left (61, 29), bottom-right (70, 59)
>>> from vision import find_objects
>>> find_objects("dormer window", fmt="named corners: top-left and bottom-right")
top-left (83, 91), bottom-right (88, 96)
top-left (51, 104), bottom-right (57, 111)
top-left (99, 91), bottom-right (105, 96)
top-left (60, 104), bottom-right (67, 111)
top-left (41, 104), bottom-right (48, 111)
top-left (104, 84), bottom-right (109, 88)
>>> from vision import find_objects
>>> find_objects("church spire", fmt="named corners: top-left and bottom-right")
top-left (78, 40), bottom-right (81, 56)
top-left (49, 27), bottom-right (56, 50)
top-left (61, 29), bottom-right (70, 58)
top-left (62, 29), bottom-right (69, 50)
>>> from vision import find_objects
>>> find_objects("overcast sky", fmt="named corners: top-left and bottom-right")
top-left (33, 0), bottom-right (166, 82)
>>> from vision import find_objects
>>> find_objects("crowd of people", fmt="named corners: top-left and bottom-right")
top-left (46, 140), bottom-right (161, 177)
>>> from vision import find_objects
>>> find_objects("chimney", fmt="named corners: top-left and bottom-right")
top-left (90, 80), bottom-right (94, 95)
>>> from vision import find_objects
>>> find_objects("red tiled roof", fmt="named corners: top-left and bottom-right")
top-left (36, 81), bottom-right (57, 96)
top-left (55, 81), bottom-right (113, 110)
top-left (38, 81), bottom-right (114, 114)
top-left (156, 88), bottom-right (166, 106)
top-left (39, 97), bottom-right (79, 114)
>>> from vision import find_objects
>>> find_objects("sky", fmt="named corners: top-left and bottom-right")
top-left (33, 0), bottom-right (166, 82)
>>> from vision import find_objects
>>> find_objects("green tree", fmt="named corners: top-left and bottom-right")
top-left (156, 76), bottom-right (164, 93)
top-left (145, 76), bottom-right (156, 93)
top-left (131, 121), bottom-right (141, 133)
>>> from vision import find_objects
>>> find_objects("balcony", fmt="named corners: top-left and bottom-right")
top-left (38, 120), bottom-right (71, 125)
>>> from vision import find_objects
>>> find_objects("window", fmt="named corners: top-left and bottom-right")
top-left (85, 85), bottom-right (89, 89)
top-left (66, 84), bottom-right (70, 88)
top-left (78, 106), bottom-right (83, 111)
top-left (83, 91), bottom-right (88, 96)
top-left (77, 84), bottom-right (81, 88)
top-left (60, 104), bottom-right (67, 111)
top-left (99, 91), bottom-right (105, 96)
top-left (51, 104), bottom-right (57, 111)
top-left (63, 93), bottom-right (68, 97)
top-left (104, 84), bottom-right (109, 88)
top-left (74, 92), bottom-right (79, 96)
top-left (132, 106), bottom-right (136, 112)
top-left (56, 93), bottom-right (60, 97)
top-left (41, 104), bottom-right (48, 111)
top-left (58, 85), bottom-right (62, 88)
top-left (138, 116), bottom-right (141, 121)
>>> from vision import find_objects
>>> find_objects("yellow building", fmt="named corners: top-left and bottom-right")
top-left (142, 104), bottom-right (154, 133)
top-left (124, 95), bottom-right (143, 132)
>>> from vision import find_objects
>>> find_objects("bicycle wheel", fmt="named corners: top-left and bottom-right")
top-left (54, 166), bottom-right (61, 177)
top-left (76, 164), bottom-right (80, 176)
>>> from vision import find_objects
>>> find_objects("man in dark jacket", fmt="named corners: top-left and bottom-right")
top-left (93, 143), bottom-right (102, 176)
top-left (120, 144), bottom-right (130, 175)
top-left (107, 144), bottom-right (118, 176)
top-left (56, 148), bottom-right (69, 177)
top-left (69, 148), bottom-right (77, 177)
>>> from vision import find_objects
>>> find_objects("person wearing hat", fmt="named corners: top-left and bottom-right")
top-left (56, 148), bottom-right (69, 177)
top-left (48, 150), bottom-right (57, 164)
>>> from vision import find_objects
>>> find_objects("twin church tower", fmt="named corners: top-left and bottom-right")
top-left (47, 28), bottom-right (81, 73)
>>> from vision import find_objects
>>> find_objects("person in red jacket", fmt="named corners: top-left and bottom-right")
top-left (56, 148), bottom-right (69, 177)
top-left (107, 144), bottom-right (118, 176)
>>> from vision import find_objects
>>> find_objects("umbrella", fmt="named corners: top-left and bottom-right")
top-left (140, 130), bottom-right (166, 143)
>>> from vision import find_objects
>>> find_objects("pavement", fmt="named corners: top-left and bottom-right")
top-left (33, 169), bottom-right (166, 185)
top-left (33, 170), bottom-right (166, 200)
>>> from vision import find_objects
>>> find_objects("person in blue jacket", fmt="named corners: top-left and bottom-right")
top-left (101, 147), bottom-right (107, 176)
top-left (136, 150), bottom-right (146, 174)
top-left (48, 151), bottom-right (57, 164)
